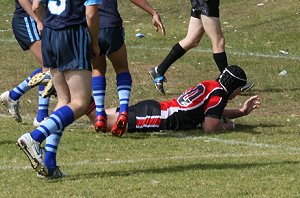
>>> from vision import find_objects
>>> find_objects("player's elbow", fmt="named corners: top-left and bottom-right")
top-left (202, 117), bottom-right (220, 133)
top-left (85, 6), bottom-right (99, 20)
top-left (202, 123), bottom-right (219, 133)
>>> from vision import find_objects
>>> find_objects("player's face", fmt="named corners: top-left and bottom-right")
top-left (228, 87), bottom-right (242, 100)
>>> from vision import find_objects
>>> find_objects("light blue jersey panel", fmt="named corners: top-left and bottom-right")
top-left (85, 0), bottom-right (102, 6)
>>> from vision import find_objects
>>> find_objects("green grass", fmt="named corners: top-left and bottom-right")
top-left (0, 0), bottom-right (300, 197)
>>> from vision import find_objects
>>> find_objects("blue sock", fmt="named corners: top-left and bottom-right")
top-left (30, 105), bottom-right (74, 143)
top-left (36, 85), bottom-right (50, 122)
top-left (9, 68), bottom-right (42, 101)
top-left (92, 76), bottom-right (106, 117)
top-left (44, 131), bottom-right (62, 169)
top-left (116, 72), bottom-right (132, 113)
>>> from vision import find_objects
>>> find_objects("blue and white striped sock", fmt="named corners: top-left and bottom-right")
top-left (36, 85), bottom-right (50, 122)
top-left (92, 76), bottom-right (107, 117)
top-left (116, 72), bottom-right (132, 113)
top-left (30, 105), bottom-right (74, 143)
top-left (44, 131), bottom-right (62, 169)
top-left (9, 68), bottom-right (42, 101)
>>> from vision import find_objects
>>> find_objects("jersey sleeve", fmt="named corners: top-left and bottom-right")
top-left (204, 95), bottom-right (227, 119)
top-left (84, 0), bottom-right (102, 6)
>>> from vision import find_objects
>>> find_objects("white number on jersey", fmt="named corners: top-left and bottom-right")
top-left (48, 0), bottom-right (66, 15)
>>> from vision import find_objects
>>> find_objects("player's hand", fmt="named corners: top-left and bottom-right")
top-left (241, 95), bottom-right (261, 115)
top-left (36, 21), bottom-right (43, 35)
top-left (152, 13), bottom-right (165, 36)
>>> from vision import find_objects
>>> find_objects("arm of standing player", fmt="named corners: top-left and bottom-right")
top-left (19, 0), bottom-right (44, 34)
top-left (85, 4), bottom-right (100, 58)
top-left (31, 0), bottom-right (45, 35)
top-left (130, 0), bottom-right (165, 36)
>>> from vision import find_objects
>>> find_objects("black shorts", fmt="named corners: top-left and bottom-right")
top-left (190, 0), bottom-right (220, 18)
top-left (99, 27), bottom-right (125, 56)
top-left (12, 16), bottom-right (41, 50)
top-left (41, 25), bottom-right (92, 71)
top-left (125, 100), bottom-right (162, 132)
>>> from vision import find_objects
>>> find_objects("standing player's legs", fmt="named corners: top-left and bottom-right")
top-left (109, 43), bottom-right (132, 136)
top-left (92, 55), bottom-right (108, 132)
top-left (201, 15), bottom-right (227, 72)
top-left (0, 68), bottom-right (42, 122)
top-left (17, 25), bottom-right (92, 177)
top-left (202, 15), bottom-right (255, 91)
top-left (63, 70), bottom-right (92, 119)
top-left (43, 69), bottom-right (91, 175)
top-left (29, 41), bottom-right (51, 126)
top-left (149, 16), bottom-right (204, 95)
top-left (0, 16), bottom-right (50, 123)
top-left (92, 27), bottom-right (131, 135)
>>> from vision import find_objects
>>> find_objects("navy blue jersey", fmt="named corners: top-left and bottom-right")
top-left (99, 0), bottom-right (122, 28)
top-left (14, 0), bottom-right (29, 17)
top-left (43, 0), bottom-right (102, 29)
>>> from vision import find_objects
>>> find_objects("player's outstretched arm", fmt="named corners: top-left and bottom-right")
top-left (223, 95), bottom-right (261, 119)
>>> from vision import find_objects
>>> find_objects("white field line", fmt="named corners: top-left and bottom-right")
top-left (188, 136), bottom-right (300, 152)
top-left (1, 117), bottom-right (300, 171)
top-left (0, 152), bottom-right (297, 171)
top-left (128, 46), bottom-right (300, 60)
top-left (1, 112), bottom-right (300, 152)
top-left (0, 37), bottom-right (299, 60)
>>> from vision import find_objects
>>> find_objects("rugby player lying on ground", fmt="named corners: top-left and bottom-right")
top-left (85, 65), bottom-right (261, 136)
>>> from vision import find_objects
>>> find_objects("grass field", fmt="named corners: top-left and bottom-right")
top-left (0, 0), bottom-right (300, 197)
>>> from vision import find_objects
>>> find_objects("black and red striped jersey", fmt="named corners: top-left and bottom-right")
top-left (160, 80), bottom-right (228, 130)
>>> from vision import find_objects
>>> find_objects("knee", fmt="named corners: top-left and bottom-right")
top-left (181, 37), bottom-right (200, 50)
top-left (56, 96), bottom-right (71, 110)
top-left (72, 98), bottom-right (91, 115)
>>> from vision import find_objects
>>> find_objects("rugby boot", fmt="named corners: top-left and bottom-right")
top-left (16, 133), bottom-right (48, 176)
top-left (0, 91), bottom-right (22, 122)
top-left (149, 67), bottom-right (167, 95)
top-left (95, 115), bottom-right (107, 132)
top-left (111, 112), bottom-right (128, 137)
top-left (37, 166), bottom-right (67, 179)
top-left (42, 80), bottom-right (56, 98)
top-left (28, 71), bottom-right (51, 87)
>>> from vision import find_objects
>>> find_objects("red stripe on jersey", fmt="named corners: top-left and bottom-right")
top-left (204, 95), bottom-right (223, 114)
top-left (136, 116), bottom-right (161, 128)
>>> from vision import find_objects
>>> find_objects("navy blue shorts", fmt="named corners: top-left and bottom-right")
top-left (190, 0), bottom-right (220, 18)
top-left (12, 16), bottom-right (41, 50)
top-left (99, 27), bottom-right (124, 56)
top-left (41, 25), bottom-right (92, 71)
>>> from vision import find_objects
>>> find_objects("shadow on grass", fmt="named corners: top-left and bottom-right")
top-left (0, 140), bottom-right (16, 145)
top-left (51, 160), bottom-right (299, 182)
top-left (123, 123), bottom-right (284, 140)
